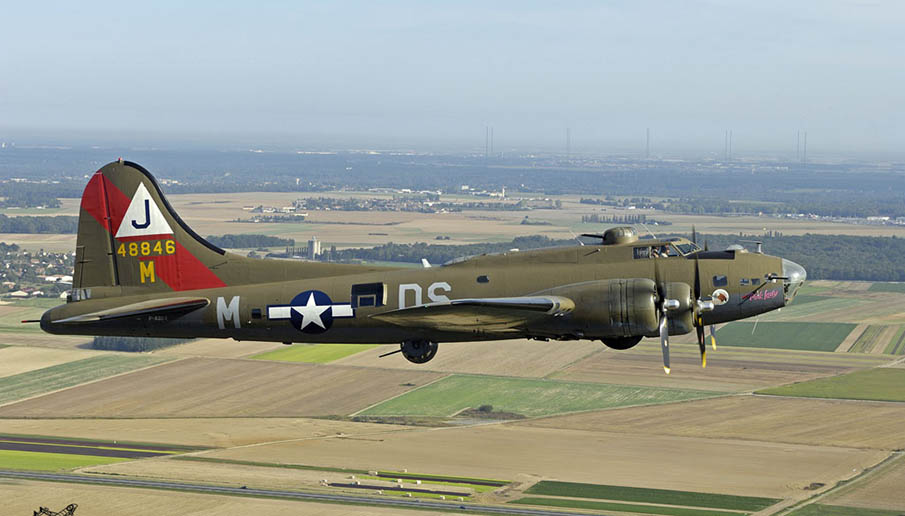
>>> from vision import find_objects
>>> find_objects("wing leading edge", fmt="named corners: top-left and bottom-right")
top-left (370, 296), bottom-right (574, 333)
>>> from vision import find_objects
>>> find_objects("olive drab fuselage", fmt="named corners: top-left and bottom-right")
top-left (40, 161), bottom-right (806, 367)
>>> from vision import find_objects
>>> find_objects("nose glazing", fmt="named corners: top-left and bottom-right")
top-left (781, 259), bottom-right (807, 304)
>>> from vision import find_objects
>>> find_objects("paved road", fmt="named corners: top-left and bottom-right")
top-left (0, 469), bottom-right (598, 516)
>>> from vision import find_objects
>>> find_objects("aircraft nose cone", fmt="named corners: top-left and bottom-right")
top-left (781, 258), bottom-right (807, 304)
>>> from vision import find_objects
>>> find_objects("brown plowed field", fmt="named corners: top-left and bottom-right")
top-left (335, 339), bottom-right (601, 378)
top-left (206, 423), bottom-right (886, 499)
top-left (519, 395), bottom-right (905, 450)
top-left (549, 341), bottom-right (878, 391)
top-left (0, 417), bottom-right (410, 448)
top-left (0, 357), bottom-right (444, 418)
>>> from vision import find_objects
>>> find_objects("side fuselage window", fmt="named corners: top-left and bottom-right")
top-left (633, 247), bottom-right (651, 259)
top-left (351, 282), bottom-right (386, 308)
top-left (713, 275), bottom-right (728, 287)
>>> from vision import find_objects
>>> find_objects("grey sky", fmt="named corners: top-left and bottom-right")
top-left (1, 1), bottom-right (903, 155)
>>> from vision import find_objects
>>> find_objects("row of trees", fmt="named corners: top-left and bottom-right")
top-left (91, 336), bottom-right (191, 352)
top-left (205, 234), bottom-right (295, 248)
top-left (0, 214), bottom-right (78, 233)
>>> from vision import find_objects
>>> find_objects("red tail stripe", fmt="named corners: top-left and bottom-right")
top-left (79, 170), bottom-right (226, 291)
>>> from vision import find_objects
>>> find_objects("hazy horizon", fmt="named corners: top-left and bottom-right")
top-left (2, 1), bottom-right (903, 158)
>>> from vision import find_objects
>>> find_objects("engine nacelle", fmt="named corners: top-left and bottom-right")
top-left (537, 278), bottom-right (694, 339)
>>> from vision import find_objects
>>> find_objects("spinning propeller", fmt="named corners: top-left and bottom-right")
top-left (654, 228), bottom-right (718, 374)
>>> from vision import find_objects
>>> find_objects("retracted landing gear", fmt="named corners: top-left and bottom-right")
top-left (379, 339), bottom-right (439, 364)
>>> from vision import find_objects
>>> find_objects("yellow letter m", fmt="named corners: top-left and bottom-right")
top-left (139, 260), bottom-right (156, 284)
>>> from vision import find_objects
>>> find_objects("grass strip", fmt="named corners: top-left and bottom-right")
top-left (0, 449), bottom-right (131, 471)
top-left (0, 354), bottom-right (170, 405)
top-left (172, 455), bottom-right (370, 475)
top-left (787, 504), bottom-right (905, 516)
top-left (251, 344), bottom-right (379, 363)
top-left (714, 321), bottom-right (856, 352)
top-left (360, 375), bottom-right (721, 418)
top-left (524, 481), bottom-right (778, 512)
top-left (511, 497), bottom-right (747, 516)
top-left (868, 283), bottom-right (905, 294)
top-left (757, 368), bottom-right (905, 402)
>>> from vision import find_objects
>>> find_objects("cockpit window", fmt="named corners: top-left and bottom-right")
top-left (676, 243), bottom-right (701, 255)
top-left (713, 275), bottom-right (728, 287)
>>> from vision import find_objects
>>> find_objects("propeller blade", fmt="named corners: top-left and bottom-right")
top-left (696, 322), bottom-right (707, 368)
top-left (659, 312), bottom-right (670, 374)
top-left (710, 325), bottom-right (717, 350)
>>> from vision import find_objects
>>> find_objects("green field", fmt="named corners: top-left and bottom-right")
top-left (359, 375), bottom-right (721, 418)
top-left (786, 294), bottom-right (828, 306)
top-left (868, 283), bottom-right (905, 294)
top-left (758, 368), bottom-right (905, 402)
top-left (511, 497), bottom-right (746, 516)
top-left (714, 321), bottom-right (856, 352)
top-left (0, 354), bottom-right (171, 405)
top-left (761, 297), bottom-right (862, 320)
top-left (849, 325), bottom-right (885, 353)
top-left (787, 504), bottom-right (905, 516)
top-left (884, 326), bottom-right (905, 355)
top-left (251, 344), bottom-right (378, 363)
top-left (0, 449), bottom-right (131, 471)
top-left (524, 481), bottom-right (778, 512)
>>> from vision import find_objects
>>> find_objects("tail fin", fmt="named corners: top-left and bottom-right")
top-left (74, 160), bottom-right (228, 292)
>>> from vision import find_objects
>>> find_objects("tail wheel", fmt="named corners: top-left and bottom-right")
top-left (401, 340), bottom-right (438, 364)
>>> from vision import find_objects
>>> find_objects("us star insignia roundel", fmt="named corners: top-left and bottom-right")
top-left (267, 290), bottom-right (354, 334)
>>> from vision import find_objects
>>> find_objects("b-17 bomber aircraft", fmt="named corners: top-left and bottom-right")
top-left (37, 160), bottom-right (806, 373)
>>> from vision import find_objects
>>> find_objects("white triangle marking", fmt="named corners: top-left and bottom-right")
top-left (115, 183), bottom-right (173, 239)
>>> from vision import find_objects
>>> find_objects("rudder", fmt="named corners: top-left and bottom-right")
top-left (74, 160), bottom-right (228, 293)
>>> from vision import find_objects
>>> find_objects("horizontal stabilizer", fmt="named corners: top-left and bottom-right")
top-left (370, 296), bottom-right (573, 332)
top-left (52, 297), bottom-right (209, 324)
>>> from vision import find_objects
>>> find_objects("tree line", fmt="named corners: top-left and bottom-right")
top-left (205, 233), bottom-right (295, 248)
top-left (0, 214), bottom-right (78, 233)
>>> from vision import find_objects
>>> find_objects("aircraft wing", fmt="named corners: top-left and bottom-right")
top-left (51, 297), bottom-right (210, 324)
top-left (370, 296), bottom-right (574, 332)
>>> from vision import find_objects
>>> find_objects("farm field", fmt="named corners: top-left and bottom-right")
top-left (335, 338), bottom-right (602, 378)
top-left (549, 340), bottom-right (888, 391)
top-left (787, 505), bottom-right (904, 516)
top-left (511, 497), bottom-right (743, 516)
top-left (0, 417), bottom-right (410, 448)
top-left (521, 395), bottom-right (905, 450)
top-left (713, 321), bottom-right (856, 352)
top-left (757, 368), bottom-right (905, 402)
top-left (823, 454), bottom-right (905, 511)
top-left (205, 423), bottom-right (887, 498)
top-left (868, 283), bottom-right (905, 293)
top-left (0, 357), bottom-right (445, 418)
top-left (252, 343), bottom-right (379, 363)
top-left (523, 480), bottom-right (779, 511)
top-left (0, 346), bottom-right (101, 378)
top-left (0, 354), bottom-right (171, 406)
top-left (155, 338), bottom-right (282, 358)
top-left (0, 479), bottom-right (453, 516)
top-left (0, 449), bottom-right (130, 471)
top-left (357, 374), bottom-right (721, 418)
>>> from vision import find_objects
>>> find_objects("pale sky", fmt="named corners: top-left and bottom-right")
top-left (1, 1), bottom-right (903, 155)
